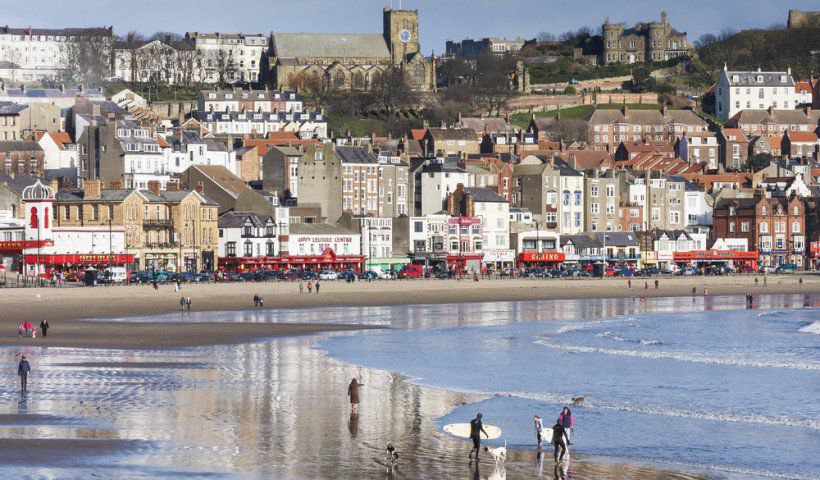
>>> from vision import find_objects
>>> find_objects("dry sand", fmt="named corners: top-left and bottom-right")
top-left (1, 274), bottom-right (816, 324)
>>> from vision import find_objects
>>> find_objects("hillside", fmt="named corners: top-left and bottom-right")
top-left (696, 26), bottom-right (820, 81)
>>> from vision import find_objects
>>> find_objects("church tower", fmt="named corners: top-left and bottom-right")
top-left (383, 7), bottom-right (420, 65)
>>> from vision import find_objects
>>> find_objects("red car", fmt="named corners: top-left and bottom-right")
top-left (604, 267), bottom-right (617, 276)
top-left (398, 264), bottom-right (425, 278)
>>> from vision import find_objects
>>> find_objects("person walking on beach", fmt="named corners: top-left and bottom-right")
top-left (627, 279), bottom-right (632, 289)
top-left (534, 414), bottom-right (544, 448)
top-left (253, 294), bottom-right (259, 308)
top-left (299, 281), bottom-right (304, 294)
top-left (186, 297), bottom-right (192, 311)
top-left (763, 275), bottom-right (767, 287)
top-left (39, 319), bottom-right (49, 338)
top-left (644, 281), bottom-right (649, 290)
top-left (180, 296), bottom-right (186, 311)
top-left (654, 279), bottom-right (659, 290)
top-left (258, 296), bottom-right (264, 308)
top-left (315, 281), bottom-right (320, 294)
top-left (307, 281), bottom-right (313, 293)
top-left (691, 286), bottom-right (697, 297)
top-left (18, 355), bottom-right (31, 391)
top-left (468, 413), bottom-right (488, 460)
top-left (552, 421), bottom-right (568, 463)
top-left (557, 407), bottom-right (574, 445)
top-left (23, 321), bottom-right (31, 337)
top-left (347, 378), bottom-right (363, 414)
top-left (17, 323), bottom-right (24, 337)
top-left (799, 277), bottom-right (803, 287)
top-left (704, 288), bottom-right (709, 297)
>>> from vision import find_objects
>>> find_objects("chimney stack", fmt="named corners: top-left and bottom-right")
top-left (83, 179), bottom-right (101, 200)
top-left (195, 181), bottom-right (204, 193)
top-left (147, 180), bottom-right (161, 196)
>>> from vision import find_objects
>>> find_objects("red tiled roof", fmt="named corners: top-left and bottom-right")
top-left (786, 132), bottom-right (818, 143)
top-left (795, 81), bottom-right (812, 93)
top-left (410, 129), bottom-right (426, 141)
top-left (156, 136), bottom-right (171, 148)
top-left (720, 128), bottom-right (748, 142)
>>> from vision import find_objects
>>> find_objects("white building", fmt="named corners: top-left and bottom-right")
top-left (715, 66), bottom-right (799, 120)
top-left (0, 26), bottom-right (113, 83)
top-left (198, 89), bottom-right (303, 114)
top-left (286, 223), bottom-right (361, 257)
top-left (683, 181), bottom-right (712, 232)
top-left (417, 159), bottom-right (471, 216)
top-left (114, 121), bottom-right (172, 189)
top-left (185, 33), bottom-right (268, 84)
top-left (0, 85), bottom-right (105, 109)
top-left (462, 187), bottom-right (513, 268)
top-left (217, 211), bottom-right (288, 259)
top-left (163, 131), bottom-right (237, 175)
top-left (677, 133), bottom-right (718, 169)
top-left (407, 213), bottom-right (449, 254)
top-left (193, 110), bottom-right (327, 139)
top-left (357, 216), bottom-right (393, 263)
top-left (37, 131), bottom-right (78, 171)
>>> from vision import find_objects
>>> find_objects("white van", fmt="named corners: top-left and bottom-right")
top-left (371, 266), bottom-right (395, 279)
top-left (104, 267), bottom-right (128, 284)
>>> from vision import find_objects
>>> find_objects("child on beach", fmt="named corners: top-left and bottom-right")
top-left (18, 323), bottom-right (23, 337)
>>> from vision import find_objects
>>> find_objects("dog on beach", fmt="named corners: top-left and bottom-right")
top-left (571, 396), bottom-right (585, 406)
top-left (386, 443), bottom-right (399, 465)
top-left (483, 439), bottom-right (507, 465)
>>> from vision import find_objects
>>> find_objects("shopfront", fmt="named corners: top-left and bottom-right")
top-left (811, 242), bottom-right (820, 270)
top-left (23, 253), bottom-right (136, 277)
top-left (482, 249), bottom-right (516, 271)
top-left (219, 248), bottom-right (364, 273)
top-left (517, 251), bottom-right (565, 269)
top-left (447, 253), bottom-right (484, 274)
top-left (673, 250), bottom-right (758, 270)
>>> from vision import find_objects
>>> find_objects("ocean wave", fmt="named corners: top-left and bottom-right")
top-left (557, 317), bottom-right (638, 334)
top-left (627, 456), bottom-right (817, 480)
top-left (595, 331), bottom-right (664, 346)
top-left (799, 321), bottom-right (820, 335)
top-left (452, 388), bottom-right (819, 431)
top-left (534, 338), bottom-right (820, 372)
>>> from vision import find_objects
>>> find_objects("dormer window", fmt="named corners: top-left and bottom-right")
top-left (225, 94), bottom-right (233, 99)
top-left (732, 75), bottom-right (739, 82)
top-left (208, 93), bottom-right (216, 99)
top-left (756, 75), bottom-right (763, 83)
top-left (780, 76), bottom-right (786, 83)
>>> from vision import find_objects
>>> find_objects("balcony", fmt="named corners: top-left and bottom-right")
top-left (143, 219), bottom-right (173, 228)
top-left (144, 242), bottom-right (180, 249)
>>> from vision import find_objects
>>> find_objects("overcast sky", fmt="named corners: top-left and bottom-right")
top-left (1, 0), bottom-right (815, 52)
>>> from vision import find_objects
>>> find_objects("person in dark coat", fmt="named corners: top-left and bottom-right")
top-left (39, 320), bottom-right (49, 337)
top-left (469, 413), bottom-right (488, 460)
top-left (348, 378), bottom-right (363, 414)
top-left (18, 355), bottom-right (31, 391)
top-left (552, 422), bottom-right (567, 463)
top-left (315, 281), bottom-right (320, 293)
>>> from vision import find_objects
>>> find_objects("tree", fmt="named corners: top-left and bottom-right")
top-left (543, 118), bottom-right (587, 143)
top-left (61, 29), bottom-right (114, 86)
top-left (627, 64), bottom-right (655, 93)
top-left (116, 31), bottom-right (146, 87)
top-left (747, 153), bottom-right (774, 173)
top-left (207, 50), bottom-right (237, 87)
top-left (367, 67), bottom-right (419, 115)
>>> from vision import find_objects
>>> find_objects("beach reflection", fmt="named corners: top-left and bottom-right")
top-left (1, 295), bottom-right (813, 477)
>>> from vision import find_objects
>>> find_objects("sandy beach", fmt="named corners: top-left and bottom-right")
top-left (1, 273), bottom-right (816, 326)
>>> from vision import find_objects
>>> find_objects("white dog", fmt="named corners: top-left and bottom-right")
top-left (483, 439), bottom-right (507, 464)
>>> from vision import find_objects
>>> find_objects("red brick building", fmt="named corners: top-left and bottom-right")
top-left (714, 194), bottom-right (806, 267)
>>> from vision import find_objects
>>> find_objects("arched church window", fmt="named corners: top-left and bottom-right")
top-left (352, 72), bottom-right (365, 89)
top-left (413, 64), bottom-right (425, 85)
top-left (333, 70), bottom-right (345, 88)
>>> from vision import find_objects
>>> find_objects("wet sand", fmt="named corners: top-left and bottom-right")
top-left (0, 321), bottom-right (373, 349)
top-left (1, 274), bottom-right (816, 324)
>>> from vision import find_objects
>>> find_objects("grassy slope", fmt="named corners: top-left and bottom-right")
top-left (509, 103), bottom-right (678, 129)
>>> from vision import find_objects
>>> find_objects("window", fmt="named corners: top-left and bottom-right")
top-left (669, 211), bottom-right (680, 224)
top-left (792, 221), bottom-right (800, 233)
top-left (729, 222), bottom-right (735, 233)
top-left (741, 221), bottom-right (750, 232)
top-left (760, 221), bottom-right (768, 233)
top-left (761, 205), bottom-right (767, 215)
top-left (226, 242), bottom-right (236, 257)
top-left (591, 203), bottom-right (600, 214)
top-left (574, 212), bottom-right (581, 228)
top-left (562, 190), bottom-right (570, 206)
top-left (574, 190), bottom-right (581, 206)
top-left (244, 241), bottom-right (253, 256)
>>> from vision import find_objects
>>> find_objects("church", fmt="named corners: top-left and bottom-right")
top-left (265, 7), bottom-right (436, 92)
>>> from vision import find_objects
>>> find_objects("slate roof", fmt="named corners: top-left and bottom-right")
top-left (594, 231), bottom-right (639, 246)
top-left (335, 145), bottom-right (378, 164)
top-left (56, 189), bottom-right (137, 203)
top-left (589, 108), bottom-right (706, 127)
top-left (463, 187), bottom-right (507, 203)
top-left (199, 90), bottom-right (301, 102)
top-left (724, 70), bottom-right (795, 87)
top-left (271, 33), bottom-right (390, 59)
top-left (426, 127), bottom-right (479, 141)
top-left (0, 174), bottom-right (39, 196)
top-left (561, 234), bottom-right (602, 249)
top-left (218, 211), bottom-right (274, 229)
top-left (0, 141), bottom-right (42, 152)
top-left (0, 101), bottom-right (26, 115)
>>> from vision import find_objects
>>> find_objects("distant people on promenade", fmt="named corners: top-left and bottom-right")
top-left (39, 320), bottom-right (49, 337)
top-left (348, 377), bottom-right (363, 414)
top-left (18, 355), bottom-right (31, 391)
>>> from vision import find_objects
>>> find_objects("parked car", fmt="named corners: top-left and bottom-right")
top-left (738, 265), bottom-right (756, 273)
top-left (222, 272), bottom-right (241, 282)
top-left (300, 270), bottom-right (318, 280)
top-left (526, 267), bottom-right (547, 278)
top-left (319, 270), bottom-right (339, 280)
top-left (604, 267), bottom-right (618, 277)
top-left (238, 272), bottom-right (261, 282)
top-left (616, 268), bottom-right (636, 277)
top-left (129, 271), bottom-right (150, 284)
top-left (676, 267), bottom-right (697, 276)
top-left (398, 264), bottom-right (425, 279)
top-left (260, 270), bottom-right (284, 281)
top-left (775, 264), bottom-right (797, 274)
top-left (758, 266), bottom-right (777, 275)
top-left (358, 271), bottom-right (378, 281)
top-left (434, 270), bottom-right (454, 279)
top-left (338, 269), bottom-right (358, 281)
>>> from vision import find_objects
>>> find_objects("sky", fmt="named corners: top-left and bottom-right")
top-left (0, 0), bottom-right (816, 52)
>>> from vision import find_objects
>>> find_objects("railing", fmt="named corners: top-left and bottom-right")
top-left (143, 219), bottom-right (173, 228)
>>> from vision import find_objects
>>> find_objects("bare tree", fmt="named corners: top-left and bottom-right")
top-left (537, 32), bottom-right (557, 42)
top-left (367, 67), bottom-right (419, 115)
top-left (287, 70), bottom-right (326, 98)
top-left (61, 28), bottom-right (114, 86)
top-left (543, 118), bottom-right (587, 143)
top-left (0, 46), bottom-right (22, 83)
top-left (207, 50), bottom-right (237, 87)
top-left (117, 31), bottom-right (146, 87)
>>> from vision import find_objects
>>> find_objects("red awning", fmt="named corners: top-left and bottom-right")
top-left (673, 250), bottom-right (758, 261)
top-left (24, 254), bottom-right (135, 265)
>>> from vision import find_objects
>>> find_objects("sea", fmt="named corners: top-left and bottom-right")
top-left (321, 297), bottom-right (820, 479)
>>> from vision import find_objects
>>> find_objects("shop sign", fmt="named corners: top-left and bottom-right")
top-left (519, 251), bottom-right (565, 262)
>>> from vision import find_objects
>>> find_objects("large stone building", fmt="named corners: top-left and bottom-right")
top-left (715, 67), bottom-right (799, 120)
top-left (266, 8), bottom-right (435, 92)
top-left (601, 12), bottom-right (690, 64)
top-left (588, 105), bottom-right (708, 152)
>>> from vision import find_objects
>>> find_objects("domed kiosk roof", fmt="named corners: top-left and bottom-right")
top-left (22, 179), bottom-right (55, 201)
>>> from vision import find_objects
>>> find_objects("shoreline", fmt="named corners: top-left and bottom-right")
top-left (1, 274), bottom-right (817, 325)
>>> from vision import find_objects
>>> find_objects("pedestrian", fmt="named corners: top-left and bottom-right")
top-left (307, 281), bottom-right (313, 293)
top-left (534, 414), bottom-right (544, 448)
top-left (253, 294), bottom-right (259, 308)
top-left (23, 320), bottom-right (31, 337)
top-left (153, 280), bottom-right (158, 290)
top-left (299, 281), bottom-right (304, 294)
top-left (176, 279), bottom-right (181, 291)
top-left (18, 355), bottom-right (31, 391)
top-left (180, 296), bottom-right (186, 312)
top-left (315, 281), bottom-right (320, 294)
top-left (644, 281), bottom-right (649, 290)
top-left (654, 279), bottom-right (659, 290)
top-left (764, 276), bottom-right (767, 287)
top-left (259, 296), bottom-right (264, 308)
top-left (552, 421), bottom-right (568, 463)
top-left (39, 319), bottom-right (48, 338)
top-left (754, 276), bottom-right (759, 286)
top-left (691, 286), bottom-right (697, 297)
top-left (557, 407), bottom-right (574, 445)
top-left (348, 377), bottom-right (363, 414)
top-left (17, 323), bottom-right (23, 337)
top-left (628, 279), bottom-right (632, 289)
top-left (174, 281), bottom-right (179, 292)
top-left (799, 277), bottom-right (803, 287)
top-left (468, 413), bottom-right (488, 460)
top-left (186, 297), bottom-right (192, 311)
top-left (704, 288), bottom-right (709, 297)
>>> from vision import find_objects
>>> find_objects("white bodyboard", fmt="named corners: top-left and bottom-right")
top-left (541, 427), bottom-right (554, 444)
top-left (443, 423), bottom-right (502, 440)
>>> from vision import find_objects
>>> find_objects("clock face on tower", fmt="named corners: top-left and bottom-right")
top-left (399, 29), bottom-right (412, 43)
